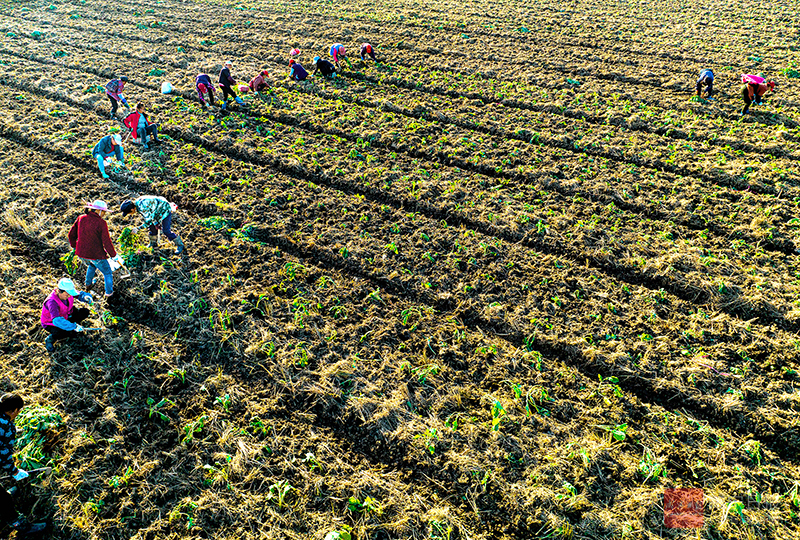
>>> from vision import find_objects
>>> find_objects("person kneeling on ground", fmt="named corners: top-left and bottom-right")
top-left (360, 43), bottom-right (377, 62)
top-left (696, 68), bottom-right (714, 98)
top-left (249, 70), bottom-right (271, 94)
top-left (289, 60), bottom-right (308, 81)
top-left (68, 200), bottom-right (122, 299)
top-left (219, 60), bottom-right (245, 110)
top-left (312, 56), bottom-right (337, 79)
top-left (195, 73), bottom-right (216, 107)
top-left (0, 394), bottom-right (47, 537)
top-left (41, 278), bottom-right (93, 353)
top-left (92, 134), bottom-right (124, 179)
top-left (121, 196), bottom-right (184, 255)
top-left (123, 103), bottom-right (160, 150)
top-left (740, 73), bottom-right (776, 115)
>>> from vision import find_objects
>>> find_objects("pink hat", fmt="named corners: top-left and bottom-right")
top-left (85, 200), bottom-right (111, 212)
top-left (290, 48), bottom-right (300, 56)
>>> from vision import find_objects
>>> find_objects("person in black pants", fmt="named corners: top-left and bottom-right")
top-left (0, 394), bottom-right (47, 537)
top-left (696, 69), bottom-right (714, 98)
top-left (219, 60), bottom-right (245, 110)
top-left (312, 56), bottom-right (337, 79)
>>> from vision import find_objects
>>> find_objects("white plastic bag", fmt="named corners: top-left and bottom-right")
top-left (161, 81), bottom-right (173, 94)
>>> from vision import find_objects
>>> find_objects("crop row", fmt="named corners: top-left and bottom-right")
top-left (7, 127), bottom-right (797, 537)
top-left (6, 45), bottom-right (800, 332)
top-left (5, 74), bottom-right (800, 473)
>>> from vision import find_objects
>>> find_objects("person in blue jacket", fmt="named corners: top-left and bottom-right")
top-left (289, 60), bottom-right (308, 81)
top-left (696, 68), bottom-right (714, 99)
top-left (92, 134), bottom-right (124, 179)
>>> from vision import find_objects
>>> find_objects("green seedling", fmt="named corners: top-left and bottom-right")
top-left (108, 466), bottom-right (134, 488)
top-left (215, 394), bottom-right (232, 412)
top-left (348, 495), bottom-right (382, 514)
top-left (267, 480), bottom-right (294, 508)
top-left (324, 526), bottom-right (352, 540)
top-left (182, 415), bottom-right (207, 444)
top-left (60, 250), bottom-right (80, 274)
top-left (598, 423), bottom-right (628, 441)
top-left (168, 500), bottom-right (199, 530)
top-left (414, 428), bottom-right (438, 454)
top-left (302, 452), bottom-right (323, 472)
top-left (491, 400), bottom-right (508, 431)
top-left (146, 397), bottom-right (175, 422)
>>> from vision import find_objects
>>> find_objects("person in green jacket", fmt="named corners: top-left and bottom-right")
top-left (120, 196), bottom-right (184, 255)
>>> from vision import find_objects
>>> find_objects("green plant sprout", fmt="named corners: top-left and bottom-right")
top-left (267, 480), bottom-right (294, 508)
top-left (146, 397), bottom-right (175, 422)
top-left (348, 495), bottom-right (382, 514)
top-left (182, 415), bottom-right (208, 444)
top-left (215, 394), bottom-right (232, 412)
top-left (597, 423), bottom-right (628, 441)
top-left (414, 428), bottom-right (438, 454)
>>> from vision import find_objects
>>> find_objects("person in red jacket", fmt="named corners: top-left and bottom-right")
top-left (249, 70), bottom-right (270, 94)
top-left (68, 200), bottom-right (121, 298)
top-left (123, 103), bottom-right (160, 150)
top-left (740, 74), bottom-right (776, 115)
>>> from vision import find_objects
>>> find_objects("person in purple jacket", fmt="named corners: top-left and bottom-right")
top-left (219, 60), bottom-right (245, 110)
top-left (195, 73), bottom-right (215, 106)
top-left (105, 76), bottom-right (129, 119)
top-left (288, 59), bottom-right (308, 82)
top-left (41, 278), bottom-right (93, 352)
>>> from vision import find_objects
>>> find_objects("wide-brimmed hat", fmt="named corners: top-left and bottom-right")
top-left (120, 200), bottom-right (136, 215)
top-left (85, 200), bottom-right (111, 212)
top-left (57, 277), bottom-right (79, 296)
top-left (113, 134), bottom-right (122, 145)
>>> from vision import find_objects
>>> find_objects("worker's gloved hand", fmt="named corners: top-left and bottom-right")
top-left (113, 255), bottom-right (123, 264)
top-left (13, 469), bottom-right (28, 481)
top-left (74, 325), bottom-right (85, 333)
top-left (81, 292), bottom-right (94, 305)
top-left (131, 226), bottom-right (140, 234)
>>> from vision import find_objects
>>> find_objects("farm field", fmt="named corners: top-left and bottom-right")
top-left (0, 0), bottom-right (799, 538)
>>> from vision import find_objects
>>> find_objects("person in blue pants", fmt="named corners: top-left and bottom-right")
top-left (92, 134), bottom-right (124, 179)
top-left (696, 69), bottom-right (714, 99)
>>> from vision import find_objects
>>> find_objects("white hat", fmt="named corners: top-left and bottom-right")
top-left (85, 200), bottom-right (110, 212)
top-left (224, 60), bottom-right (232, 65)
top-left (113, 134), bottom-right (122, 145)
top-left (57, 278), bottom-right (80, 296)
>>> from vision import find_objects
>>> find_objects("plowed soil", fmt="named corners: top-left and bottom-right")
top-left (0, 0), bottom-right (799, 538)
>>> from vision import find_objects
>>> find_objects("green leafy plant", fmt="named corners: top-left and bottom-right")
top-left (146, 397), bottom-right (175, 422)
top-left (414, 428), bottom-right (438, 454)
top-left (61, 249), bottom-right (79, 275)
top-left (324, 526), bottom-right (352, 540)
top-left (348, 495), bottom-right (382, 514)
top-left (267, 480), bottom-right (294, 508)
top-left (182, 415), bottom-right (208, 444)
top-left (598, 423), bottom-right (628, 441)
top-left (14, 405), bottom-right (64, 469)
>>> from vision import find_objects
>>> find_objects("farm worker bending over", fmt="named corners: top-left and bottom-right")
top-left (92, 134), bottom-right (124, 179)
top-left (329, 43), bottom-right (351, 70)
top-left (312, 57), bottom-right (337, 79)
top-left (121, 196), bottom-right (184, 255)
top-left (105, 76), bottom-right (129, 119)
top-left (289, 60), bottom-right (308, 81)
top-left (219, 60), bottom-right (245, 110)
top-left (68, 200), bottom-right (121, 299)
top-left (360, 43), bottom-right (377, 62)
top-left (195, 73), bottom-right (216, 106)
top-left (123, 103), bottom-right (160, 150)
top-left (249, 70), bottom-right (271, 93)
top-left (0, 394), bottom-right (47, 536)
top-left (696, 68), bottom-right (714, 98)
top-left (740, 74), bottom-right (776, 115)
top-left (41, 278), bottom-right (93, 353)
